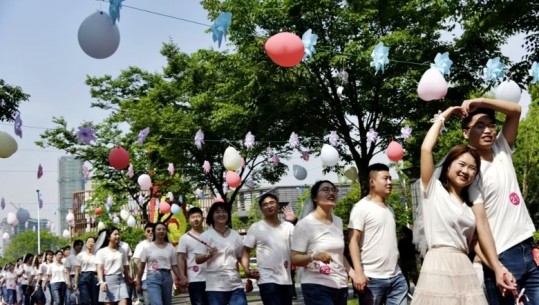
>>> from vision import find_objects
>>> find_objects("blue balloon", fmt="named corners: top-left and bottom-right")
top-left (171, 204), bottom-right (181, 215)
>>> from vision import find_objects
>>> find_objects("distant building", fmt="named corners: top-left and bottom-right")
top-left (1, 216), bottom-right (51, 256)
top-left (58, 156), bottom-right (85, 234)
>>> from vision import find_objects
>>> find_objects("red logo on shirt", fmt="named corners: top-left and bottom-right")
top-left (192, 265), bottom-right (199, 272)
top-left (509, 192), bottom-right (520, 205)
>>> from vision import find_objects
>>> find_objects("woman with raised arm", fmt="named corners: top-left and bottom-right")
top-left (411, 106), bottom-right (515, 304)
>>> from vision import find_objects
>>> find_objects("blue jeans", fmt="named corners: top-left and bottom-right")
top-left (484, 238), bottom-right (539, 305)
top-left (146, 269), bottom-right (173, 305)
top-left (50, 282), bottom-right (66, 305)
top-left (259, 283), bottom-right (293, 305)
top-left (78, 272), bottom-right (99, 305)
top-left (188, 281), bottom-right (208, 305)
top-left (141, 280), bottom-right (150, 305)
top-left (206, 288), bottom-right (248, 305)
top-left (358, 273), bottom-right (408, 305)
top-left (301, 283), bottom-right (348, 305)
top-left (65, 275), bottom-right (75, 305)
top-left (21, 284), bottom-right (33, 305)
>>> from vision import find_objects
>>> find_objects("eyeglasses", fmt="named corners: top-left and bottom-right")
top-left (145, 230), bottom-right (153, 234)
top-left (467, 122), bottom-right (497, 131)
top-left (319, 187), bottom-right (339, 194)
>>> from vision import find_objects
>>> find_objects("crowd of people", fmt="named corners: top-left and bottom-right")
top-left (0, 97), bottom-right (536, 305)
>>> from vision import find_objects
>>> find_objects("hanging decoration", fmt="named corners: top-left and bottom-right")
top-left (344, 167), bottom-right (358, 182)
top-left (194, 129), bottom-right (205, 149)
top-left (14, 113), bottom-right (22, 138)
top-left (170, 204), bottom-right (181, 215)
top-left (292, 165), bottom-right (307, 180)
top-left (223, 146), bottom-right (242, 171)
top-left (339, 70), bottom-right (349, 83)
top-left (433, 52), bottom-right (453, 76)
top-left (244, 132), bottom-right (255, 150)
top-left (108, 147), bottom-right (130, 170)
top-left (288, 132), bottom-right (299, 149)
top-left (37, 164), bottom-right (43, 179)
top-left (109, 0), bottom-right (124, 24)
top-left (417, 67), bottom-right (448, 101)
top-left (137, 127), bottom-right (150, 145)
top-left (337, 86), bottom-right (345, 99)
top-left (211, 12), bottom-right (232, 48)
top-left (159, 201), bottom-right (171, 214)
top-left (265, 32), bottom-right (304, 67)
top-left (137, 174), bottom-right (152, 191)
top-left (77, 126), bottom-right (96, 144)
top-left (78, 11), bottom-right (120, 59)
top-left (7, 213), bottom-right (17, 226)
top-left (95, 207), bottom-right (103, 215)
top-left (401, 126), bottom-right (413, 140)
top-left (1, 197), bottom-right (4, 210)
top-left (82, 164), bottom-right (90, 179)
top-left (530, 62), bottom-right (539, 84)
top-left (126, 215), bottom-right (137, 227)
top-left (320, 144), bottom-right (339, 166)
top-left (494, 80), bottom-right (521, 103)
top-left (203, 161), bottom-right (211, 174)
top-left (483, 57), bottom-right (506, 82)
top-left (168, 163), bottom-right (175, 176)
top-left (328, 131), bottom-right (338, 147)
top-left (272, 153), bottom-right (280, 166)
top-left (387, 141), bottom-right (404, 162)
top-left (120, 209), bottom-right (130, 221)
top-left (2, 233), bottom-right (9, 241)
top-left (225, 171), bottom-right (241, 189)
top-left (302, 151), bottom-right (310, 161)
top-left (127, 164), bottom-right (134, 178)
top-left (370, 42), bottom-right (389, 73)
top-left (302, 29), bottom-right (318, 61)
top-left (0, 131), bottom-right (18, 158)
top-left (366, 129), bottom-right (378, 144)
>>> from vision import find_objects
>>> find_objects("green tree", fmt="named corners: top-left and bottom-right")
top-left (202, 0), bottom-right (506, 198)
top-left (4, 231), bottom-right (68, 260)
top-left (514, 85), bottom-right (539, 225)
top-left (0, 79), bottom-right (29, 122)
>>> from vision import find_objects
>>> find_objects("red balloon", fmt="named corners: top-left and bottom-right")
top-left (108, 147), bottom-right (130, 170)
top-left (387, 141), bottom-right (404, 162)
top-left (159, 202), bottom-right (171, 214)
top-left (95, 207), bottom-right (103, 215)
top-left (264, 32), bottom-right (304, 67)
top-left (225, 171), bottom-right (241, 189)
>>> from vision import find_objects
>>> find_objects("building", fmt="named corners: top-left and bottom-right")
top-left (58, 156), bottom-right (85, 234)
top-left (1, 216), bottom-right (51, 256)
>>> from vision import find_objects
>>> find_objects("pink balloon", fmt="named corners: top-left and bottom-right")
top-left (214, 197), bottom-right (225, 203)
top-left (159, 202), bottom-right (171, 214)
top-left (387, 141), bottom-right (404, 162)
top-left (225, 171), bottom-right (241, 189)
top-left (264, 32), bottom-right (304, 67)
top-left (108, 147), bottom-right (130, 170)
top-left (417, 68), bottom-right (448, 101)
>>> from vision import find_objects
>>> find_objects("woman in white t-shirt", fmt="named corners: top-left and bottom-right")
top-left (18, 253), bottom-right (36, 305)
top-left (4, 263), bottom-right (17, 305)
top-left (290, 180), bottom-right (354, 305)
top-left (136, 222), bottom-right (184, 305)
top-left (411, 106), bottom-right (515, 305)
top-left (75, 236), bottom-right (99, 305)
top-left (38, 251), bottom-right (54, 305)
top-left (44, 251), bottom-right (67, 305)
top-left (194, 202), bottom-right (248, 305)
top-left (95, 227), bottom-right (131, 305)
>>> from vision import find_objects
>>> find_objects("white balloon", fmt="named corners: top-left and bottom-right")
top-left (113, 216), bottom-right (120, 224)
top-left (417, 67), bottom-right (448, 101)
top-left (0, 131), bottom-right (18, 158)
top-left (223, 146), bottom-right (242, 171)
top-left (7, 213), bottom-right (17, 225)
top-left (495, 80), bottom-right (521, 103)
top-left (66, 212), bottom-right (75, 222)
top-left (120, 210), bottom-right (130, 221)
top-left (320, 144), bottom-right (340, 166)
top-left (344, 167), bottom-right (358, 181)
top-left (78, 11), bottom-right (120, 59)
top-left (2, 232), bottom-right (9, 241)
top-left (137, 174), bottom-right (152, 191)
top-left (126, 215), bottom-right (137, 227)
top-left (292, 165), bottom-right (307, 180)
top-left (97, 221), bottom-right (106, 231)
top-left (62, 229), bottom-right (71, 239)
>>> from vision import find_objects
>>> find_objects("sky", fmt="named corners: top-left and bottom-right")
top-left (0, 1), bottom-right (532, 239)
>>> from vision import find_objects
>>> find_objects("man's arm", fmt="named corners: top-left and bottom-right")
top-left (348, 229), bottom-right (368, 293)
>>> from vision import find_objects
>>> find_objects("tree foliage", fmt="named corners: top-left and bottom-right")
top-left (0, 79), bottom-right (29, 122)
top-left (3, 231), bottom-right (68, 260)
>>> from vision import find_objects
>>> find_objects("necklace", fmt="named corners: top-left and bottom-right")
top-left (215, 227), bottom-right (228, 236)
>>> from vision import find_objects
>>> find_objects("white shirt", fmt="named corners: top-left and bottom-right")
top-left (422, 179), bottom-right (476, 253)
top-left (177, 232), bottom-right (207, 283)
top-left (5, 270), bottom-right (17, 289)
top-left (470, 134), bottom-right (536, 254)
top-left (64, 254), bottom-right (79, 275)
top-left (195, 228), bottom-right (244, 292)
top-left (133, 240), bottom-right (151, 281)
top-left (348, 197), bottom-right (402, 278)
top-left (243, 220), bottom-right (294, 285)
top-left (18, 264), bottom-right (35, 285)
top-left (47, 263), bottom-right (66, 284)
top-left (291, 213), bottom-right (348, 289)
top-left (95, 247), bottom-right (128, 276)
top-left (140, 242), bottom-right (177, 271)
top-left (76, 251), bottom-right (97, 272)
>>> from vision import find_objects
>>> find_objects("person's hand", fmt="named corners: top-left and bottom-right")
top-left (66, 283), bottom-right (72, 289)
top-left (100, 282), bottom-right (107, 292)
top-left (441, 106), bottom-right (466, 119)
top-left (207, 247), bottom-right (218, 259)
top-left (42, 283), bottom-right (47, 291)
top-left (73, 283), bottom-right (77, 290)
top-left (497, 268), bottom-right (517, 297)
top-left (246, 269), bottom-right (260, 280)
top-left (282, 206), bottom-right (297, 223)
top-left (313, 251), bottom-right (333, 264)
top-left (179, 275), bottom-right (188, 287)
top-left (461, 98), bottom-right (484, 116)
top-left (135, 281), bottom-right (142, 293)
top-left (352, 271), bottom-right (369, 293)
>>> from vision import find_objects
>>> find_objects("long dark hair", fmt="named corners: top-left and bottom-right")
top-left (439, 144), bottom-right (481, 206)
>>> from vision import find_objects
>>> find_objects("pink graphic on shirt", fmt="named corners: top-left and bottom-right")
top-left (509, 192), bottom-right (520, 205)
top-left (192, 265), bottom-right (199, 273)
top-left (319, 265), bottom-right (331, 275)
top-left (149, 261), bottom-right (158, 271)
top-left (283, 260), bottom-right (288, 269)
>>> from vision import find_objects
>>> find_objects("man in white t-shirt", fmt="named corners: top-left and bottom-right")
top-left (177, 207), bottom-right (208, 305)
top-left (133, 223), bottom-right (154, 305)
top-left (348, 163), bottom-right (407, 305)
top-left (241, 193), bottom-right (296, 305)
top-left (461, 98), bottom-right (537, 305)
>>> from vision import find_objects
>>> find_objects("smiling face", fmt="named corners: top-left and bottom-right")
top-left (188, 213), bottom-right (203, 230)
top-left (86, 238), bottom-right (95, 251)
top-left (463, 113), bottom-right (497, 152)
top-left (212, 207), bottom-right (229, 226)
top-left (154, 223), bottom-right (167, 240)
top-left (260, 196), bottom-right (279, 218)
top-left (313, 182), bottom-right (339, 209)
top-left (446, 152), bottom-right (478, 191)
top-left (109, 229), bottom-right (120, 246)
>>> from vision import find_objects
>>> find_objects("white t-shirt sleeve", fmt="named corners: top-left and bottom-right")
top-left (348, 202), bottom-right (364, 231)
top-left (290, 219), bottom-right (309, 253)
top-left (177, 235), bottom-right (188, 254)
top-left (243, 224), bottom-right (257, 249)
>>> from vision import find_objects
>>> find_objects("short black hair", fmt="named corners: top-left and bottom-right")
top-left (206, 202), bottom-right (231, 227)
top-left (258, 193), bottom-right (278, 207)
top-left (461, 108), bottom-right (496, 129)
top-left (73, 239), bottom-right (84, 247)
top-left (188, 207), bottom-right (203, 217)
top-left (368, 163), bottom-right (390, 178)
top-left (144, 223), bottom-right (154, 231)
